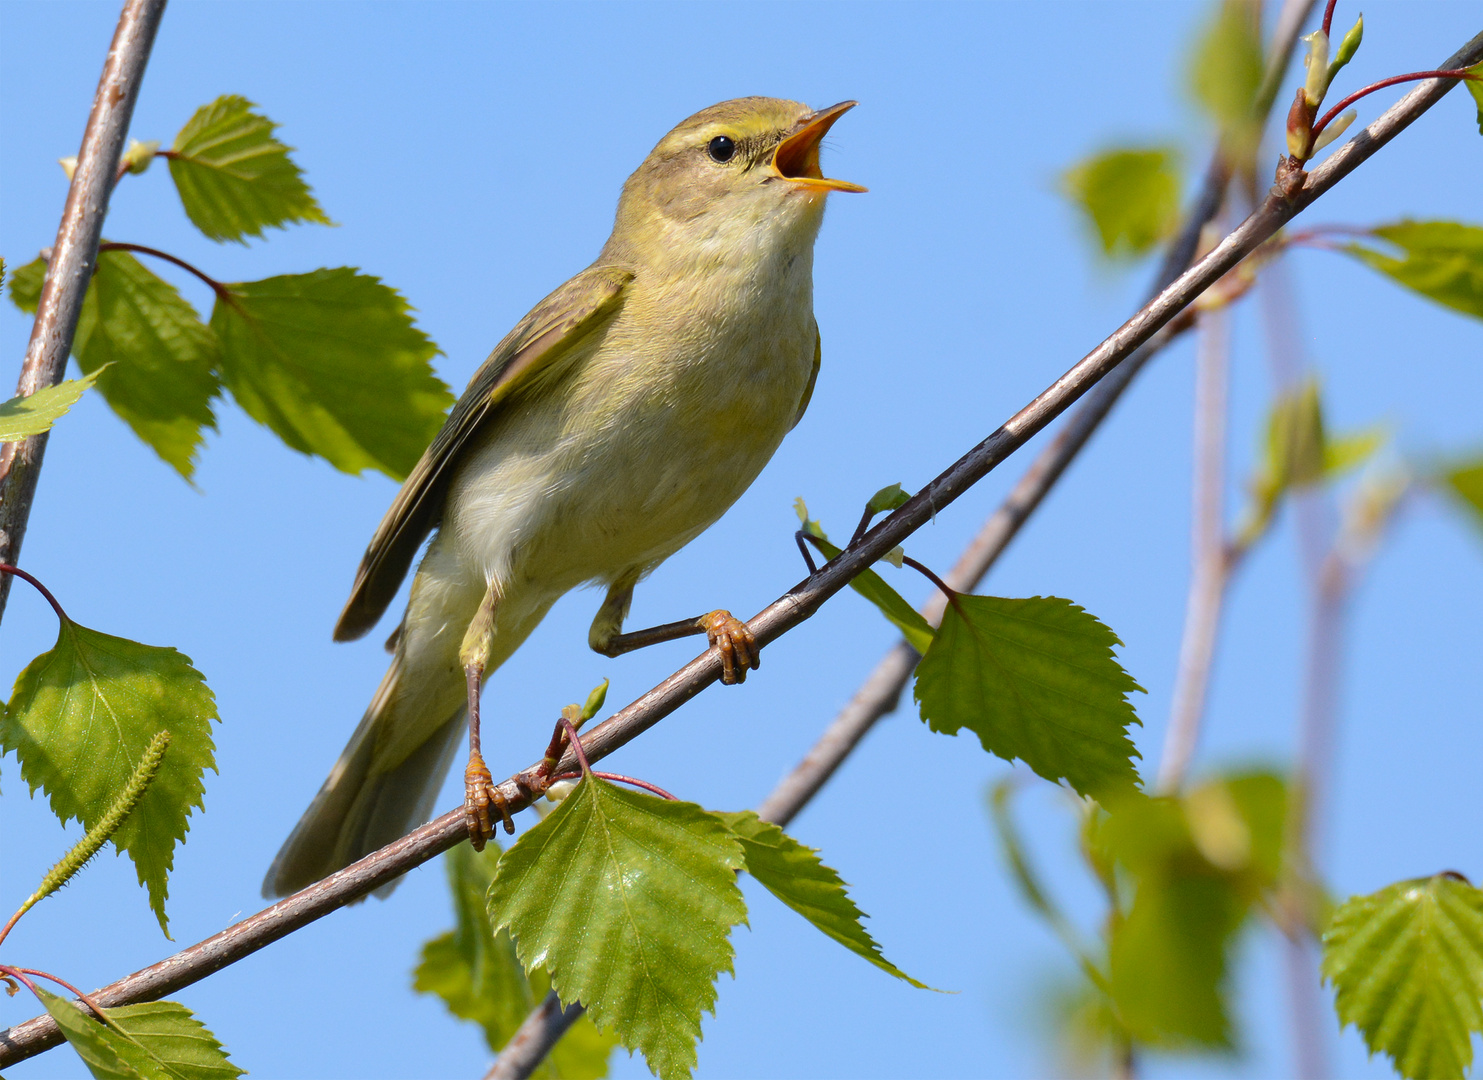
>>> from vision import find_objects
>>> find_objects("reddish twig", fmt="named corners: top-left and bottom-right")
top-left (1321, 0), bottom-right (1338, 36)
top-left (0, 967), bottom-right (109, 1024)
top-left (0, 565), bottom-right (69, 623)
top-left (0, 0), bottom-right (167, 623)
top-left (550, 771), bottom-right (679, 801)
top-left (1313, 69), bottom-right (1481, 140)
top-left (96, 241), bottom-right (233, 303)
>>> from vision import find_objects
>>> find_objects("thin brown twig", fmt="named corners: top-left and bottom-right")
top-left (0, 0), bottom-right (167, 623)
top-left (2, 28), bottom-right (1478, 1070)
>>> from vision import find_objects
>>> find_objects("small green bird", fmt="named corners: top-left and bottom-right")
top-left (264, 97), bottom-right (863, 897)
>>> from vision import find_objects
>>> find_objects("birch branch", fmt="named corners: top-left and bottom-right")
top-left (0, 0), bottom-right (167, 622)
top-left (2, 25), bottom-right (1478, 1069)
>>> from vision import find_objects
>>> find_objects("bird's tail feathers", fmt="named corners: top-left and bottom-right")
top-left (262, 657), bottom-right (466, 899)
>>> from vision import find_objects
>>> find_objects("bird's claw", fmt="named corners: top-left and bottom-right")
top-left (699, 609), bottom-right (759, 685)
top-left (464, 755), bottom-right (511, 849)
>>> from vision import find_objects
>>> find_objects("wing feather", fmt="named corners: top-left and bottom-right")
top-left (333, 264), bottom-right (633, 641)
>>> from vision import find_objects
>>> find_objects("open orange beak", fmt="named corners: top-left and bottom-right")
top-left (771, 100), bottom-right (867, 194)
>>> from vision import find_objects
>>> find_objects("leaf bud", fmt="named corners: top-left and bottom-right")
top-left (122, 138), bottom-right (160, 174)
top-left (545, 779), bottom-right (578, 805)
top-left (1302, 29), bottom-right (1332, 106)
top-left (1286, 87), bottom-right (1317, 159)
top-left (1312, 109), bottom-right (1358, 152)
top-left (1328, 14), bottom-right (1364, 82)
top-left (58, 156), bottom-right (78, 180)
top-left (580, 678), bottom-right (609, 722)
top-left (881, 545), bottom-right (905, 569)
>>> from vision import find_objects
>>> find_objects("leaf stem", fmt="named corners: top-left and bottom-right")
top-left (551, 770), bottom-right (678, 801)
top-left (0, 564), bottom-right (69, 623)
top-left (1311, 69), bottom-right (1481, 141)
top-left (794, 529), bottom-right (819, 575)
top-left (96, 241), bottom-right (233, 304)
top-left (557, 720), bottom-right (591, 776)
top-left (1321, 0), bottom-right (1338, 37)
top-left (899, 555), bottom-right (960, 614)
top-left (0, 966), bottom-right (111, 1025)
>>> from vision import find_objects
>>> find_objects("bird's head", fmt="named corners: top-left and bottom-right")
top-left (607, 97), bottom-right (863, 271)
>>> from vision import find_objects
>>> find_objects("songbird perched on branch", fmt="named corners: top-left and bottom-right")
top-left (264, 96), bottom-right (864, 897)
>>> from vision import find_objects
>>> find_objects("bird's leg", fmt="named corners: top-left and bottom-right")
top-left (589, 578), bottom-right (759, 685)
top-left (460, 580), bottom-right (511, 849)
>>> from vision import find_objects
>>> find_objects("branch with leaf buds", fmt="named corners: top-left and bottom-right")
top-left (0, 0), bottom-right (165, 621)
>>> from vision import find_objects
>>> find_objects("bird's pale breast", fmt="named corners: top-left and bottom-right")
top-left (445, 239), bottom-right (818, 603)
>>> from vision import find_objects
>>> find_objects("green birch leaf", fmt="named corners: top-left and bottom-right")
top-left (9, 255), bottom-right (46, 313)
top-left (1322, 874), bottom-right (1483, 1080)
top-left (73, 250), bottom-right (220, 477)
top-left (1, 617), bottom-right (219, 935)
top-left (866, 483), bottom-right (911, 514)
top-left (1093, 773), bottom-right (1291, 1048)
top-left (1186, 0), bottom-right (1264, 130)
top-left (1441, 458), bottom-right (1483, 535)
top-left (0, 372), bottom-right (99, 442)
top-left (487, 777), bottom-right (747, 1080)
top-left (914, 595), bottom-right (1143, 799)
top-left (211, 268), bottom-right (452, 479)
top-left (1110, 846), bottom-right (1244, 1048)
top-left (34, 987), bottom-right (242, 1080)
top-left (1062, 148), bottom-right (1182, 260)
top-left (1464, 63), bottom-right (1483, 136)
top-left (168, 95), bottom-right (331, 243)
top-left (1345, 221), bottom-right (1483, 320)
top-left (1324, 426), bottom-right (1386, 479)
top-left (714, 810), bottom-right (927, 989)
top-left (414, 843), bottom-right (615, 1077)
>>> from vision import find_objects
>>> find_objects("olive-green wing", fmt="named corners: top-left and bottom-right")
top-left (791, 321), bottom-right (821, 430)
top-left (334, 264), bottom-right (634, 641)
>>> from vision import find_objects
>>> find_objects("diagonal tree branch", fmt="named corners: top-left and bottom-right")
top-left (2, 26), bottom-right (1479, 1069)
top-left (762, 0), bottom-right (1323, 828)
top-left (0, 0), bottom-right (167, 623)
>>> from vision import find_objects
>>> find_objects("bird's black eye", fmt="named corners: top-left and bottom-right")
top-left (707, 135), bottom-right (736, 163)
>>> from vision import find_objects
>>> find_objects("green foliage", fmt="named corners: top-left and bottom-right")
top-left (715, 810), bottom-right (926, 988)
top-left (1062, 148), bottom-right (1182, 260)
top-left (0, 371), bottom-right (99, 442)
top-left (1242, 379), bottom-right (1383, 544)
top-left (1, 616), bottom-right (218, 935)
top-left (1465, 63), bottom-right (1483, 136)
top-left (168, 95), bottom-right (331, 243)
top-left (1328, 15), bottom-right (1364, 83)
top-left (1186, 0), bottom-right (1263, 131)
top-left (8, 254), bottom-right (46, 312)
top-left (1441, 458), bottom-right (1483, 535)
top-left (35, 986), bottom-right (241, 1080)
top-left (1095, 773), bottom-right (1288, 1048)
top-left (914, 595), bottom-right (1143, 799)
top-left (73, 250), bottom-right (221, 477)
top-left (1345, 221), bottom-right (1483, 320)
top-left (414, 843), bottom-right (615, 1077)
top-left (794, 499), bottom-right (935, 653)
top-left (487, 777), bottom-right (747, 1080)
top-left (866, 482), bottom-right (911, 514)
top-left (1322, 874), bottom-right (1483, 1080)
top-left (210, 268), bottom-right (452, 479)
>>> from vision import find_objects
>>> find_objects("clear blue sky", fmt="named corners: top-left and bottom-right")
top-left (2, 2), bottom-right (1480, 1078)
